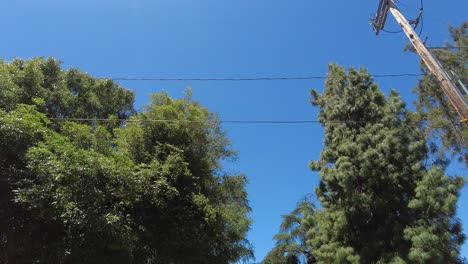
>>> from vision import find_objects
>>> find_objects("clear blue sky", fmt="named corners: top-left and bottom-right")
top-left (1, 0), bottom-right (466, 262)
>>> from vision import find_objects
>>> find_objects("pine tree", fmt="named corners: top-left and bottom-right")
top-left (307, 64), bottom-right (465, 263)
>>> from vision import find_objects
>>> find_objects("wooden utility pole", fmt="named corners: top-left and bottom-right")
top-left (372, 0), bottom-right (468, 122)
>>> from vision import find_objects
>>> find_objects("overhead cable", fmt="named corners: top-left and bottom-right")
top-left (0, 73), bottom-right (425, 82)
top-left (427, 46), bottom-right (468, 50)
top-left (101, 74), bottom-right (425, 81)
top-left (46, 117), bottom-right (455, 128)
top-left (381, 29), bottom-right (403, 34)
top-left (48, 117), bottom-right (322, 124)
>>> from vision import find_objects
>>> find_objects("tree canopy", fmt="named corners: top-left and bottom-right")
top-left (0, 57), bottom-right (253, 264)
top-left (307, 64), bottom-right (465, 263)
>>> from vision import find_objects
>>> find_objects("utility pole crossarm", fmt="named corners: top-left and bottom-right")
top-left (372, 0), bottom-right (390, 35)
top-left (372, 0), bottom-right (468, 121)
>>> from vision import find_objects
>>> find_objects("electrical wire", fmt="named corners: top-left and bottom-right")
top-left (418, 0), bottom-right (424, 36)
top-left (392, 0), bottom-right (447, 26)
top-left (386, 0), bottom-right (423, 36)
top-left (427, 46), bottom-right (468, 50)
top-left (107, 74), bottom-right (425, 81)
top-left (47, 117), bottom-right (332, 125)
top-left (418, 13), bottom-right (424, 36)
top-left (394, 0), bottom-right (409, 8)
top-left (45, 117), bottom-right (462, 128)
top-left (381, 29), bottom-right (403, 34)
top-left (0, 73), bottom-right (426, 82)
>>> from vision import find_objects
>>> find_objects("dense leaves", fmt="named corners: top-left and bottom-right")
top-left (113, 91), bottom-right (253, 263)
top-left (0, 57), bottom-right (134, 119)
top-left (0, 58), bottom-right (252, 263)
top-left (308, 64), bottom-right (465, 263)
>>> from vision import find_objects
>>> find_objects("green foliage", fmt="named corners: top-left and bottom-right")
top-left (0, 58), bottom-right (252, 264)
top-left (308, 64), bottom-right (465, 263)
top-left (20, 132), bottom-right (138, 263)
top-left (0, 105), bottom-right (60, 262)
top-left (114, 90), bottom-right (253, 263)
top-left (262, 248), bottom-right (300, 264)
top-left (0, 104), bottom-right (50, 160)
top-left (0, 57), bottom-right (134, 119)
top-left (404, 167), bottom-right (465, 263)
top-left (263, 197), bottom-right (317, 264)
top-left (411, 22), bottom-right (468, 164)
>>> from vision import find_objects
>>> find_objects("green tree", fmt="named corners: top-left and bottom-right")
top-left (0, 58), bottom-right (252, 264)
top-left (411, 22), bottom-right (468, 164)
top-left (114, 91), bottom-right (253, 263)
top-left (0, 57), bottom-right (134, 119)
top-left (20, 126), bottom-right (139, 263)
top-left (263, 197), bottom-right (317, 264)
top-left (0, 105), bottom-right (57, 262)
top-left (0, 57), bottom-right (136, 263)
top-left (308, 64), bottom-right (465, 263)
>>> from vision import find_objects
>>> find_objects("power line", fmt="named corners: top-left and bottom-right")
top-left (46, 117), bottom-right (457, 128)
top-left (0, 73), bottom-right (425, 82)
top-left (105, 76), bottom-right (327, 81)
top-left (48, 117), bottom-right (322, 124)
top-left (381, 29), bottom-right (403, 34)
top-left (106, 74), bottom-right (425, 81)
top-left (394, 0), bottom-right (409, 8)
top-left (393, 0), bottom-right (448, 26)
top-left (427, 46), bottom-right (468, 50)
top-left (418, 0), bottom-right (424, 36)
